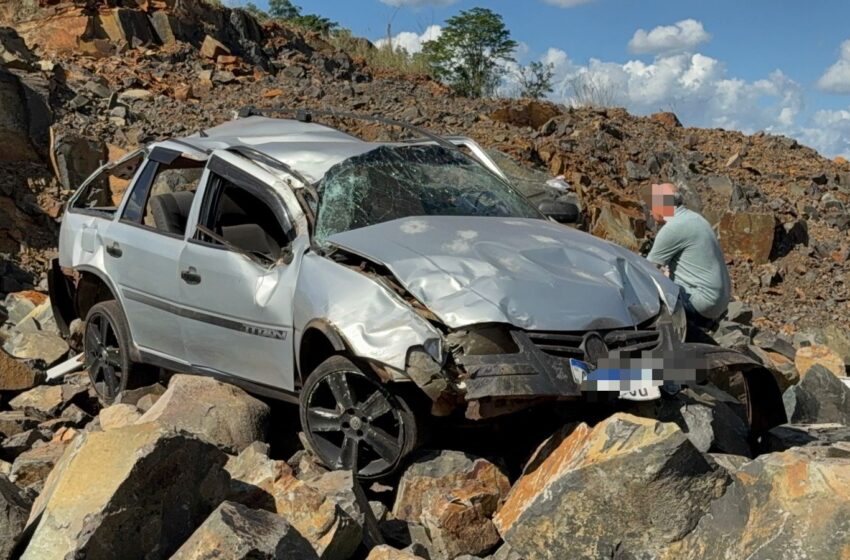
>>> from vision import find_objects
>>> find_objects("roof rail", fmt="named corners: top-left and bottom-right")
top-left (237, 106), bottom-right (460, 153)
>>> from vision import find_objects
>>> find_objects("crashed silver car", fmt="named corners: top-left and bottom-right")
top-left (49, 109), bottom-right (785, 478)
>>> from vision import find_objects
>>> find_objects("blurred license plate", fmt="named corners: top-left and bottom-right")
top-left (569, 358), bottom-right (661, 401)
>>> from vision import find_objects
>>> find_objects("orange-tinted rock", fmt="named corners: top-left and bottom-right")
top-left (719, 211), bottom-right (776, 264)
top-left (494, 414), bottom-right (728, 560)
top-left (795, 344), bottom-right (846, 378)
top-left (0, 350), bottom-right (43, 392)
top-left (200, 35), bottom-right (230, 60)
top-left (665, 447), bottom-right (850, 559)
top-left (490, 100), bottom-right (562, 129)
top-left (650, 111), bottom-right (682, 127)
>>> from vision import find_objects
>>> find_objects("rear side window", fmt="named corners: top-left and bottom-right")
top-left (71, 152), bottom-right (144, 215)
top-left (120, 156), bottom-right (205, 236)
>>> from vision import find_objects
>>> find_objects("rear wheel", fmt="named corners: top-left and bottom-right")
top-left (299, 356), bottom-right (419, 479)
top-left (84, 300), bottom-right (155, 404)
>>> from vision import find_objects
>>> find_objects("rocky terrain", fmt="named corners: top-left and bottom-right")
top-left (1, 1), bottom-right (850, 559)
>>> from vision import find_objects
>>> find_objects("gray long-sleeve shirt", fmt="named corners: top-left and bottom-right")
top-left (647, 206), bottom-right (731, 319)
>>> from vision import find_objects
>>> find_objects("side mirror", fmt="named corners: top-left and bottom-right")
top-left (538, 200), bottom-right (580, 224)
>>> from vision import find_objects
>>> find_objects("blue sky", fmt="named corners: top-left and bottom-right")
top-left (236, 0), bottom-right (850, 157)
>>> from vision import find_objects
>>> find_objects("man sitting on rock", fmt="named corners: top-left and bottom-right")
top-left (647, 182), bottom-right (731, 332)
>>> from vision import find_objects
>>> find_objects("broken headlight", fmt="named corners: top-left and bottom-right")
top-left (671, 295), bottom-right (687, 342)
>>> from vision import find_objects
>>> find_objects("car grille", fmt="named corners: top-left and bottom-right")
top-left (526, 328), bottom-right (661, 363)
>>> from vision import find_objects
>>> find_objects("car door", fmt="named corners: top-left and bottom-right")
top-left (102, 147), bottom-right (207, 363)
top-left (178, 150), bottom-right (302, 392)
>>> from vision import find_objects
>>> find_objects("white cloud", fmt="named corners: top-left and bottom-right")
top-left (628, 19), bottom-right (711, 55)
top-left (817, 39), bottom-right (850, 94)
top-left (542, 0), bottom-right (597, 7)
top-left (378, 0), bottom-right (457, 6)
top-left (375, 25), bottom-right (442, 54)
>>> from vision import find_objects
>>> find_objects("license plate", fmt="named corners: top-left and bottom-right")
top-left (569, 358), bottom-right (661, 401)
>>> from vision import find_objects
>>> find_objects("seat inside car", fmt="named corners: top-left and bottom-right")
top-left (149, 191), bottom-right (195, 235)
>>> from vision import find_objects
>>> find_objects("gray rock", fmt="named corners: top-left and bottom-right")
top-left (0, 411), bottom-right (41, 439)
top-left (170, 501), bottom-right (318, 560)
top-left (0, 474), bottom-right (31, 559)
top-left (2, 331), bottom-right (69, 366)
top-left (783, 365), bottom-right (850, 424)
top-left (494, 414), bottom-right (729, 560)
top-left (22, 424), bottom-right (230, 560)
top-left (752, 330), bottom-right (796, 360)
top-left (51, 133), bottom-right (107, 191)
top-left (3, 292), bottom-right (37, 325)
top-left (136, 374), bottom-right (269, 453)
top-left (1, 428), bottom-right (49, 461)
top-left (724, 301), bottom-right (754, 324)
top-left (303, 469), bottom-right (383, 549)
top-left (765, 423), bottom-right (850, 452)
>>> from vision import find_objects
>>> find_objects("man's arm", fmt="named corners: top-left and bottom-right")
top-left (646, 222), bottom-right (685, 267)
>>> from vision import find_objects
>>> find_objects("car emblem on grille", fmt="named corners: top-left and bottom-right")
top-left (581, 333), bottom-right (608, 365)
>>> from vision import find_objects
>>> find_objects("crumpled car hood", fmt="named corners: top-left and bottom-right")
top-left (327, 216), bottom-right (680, 331)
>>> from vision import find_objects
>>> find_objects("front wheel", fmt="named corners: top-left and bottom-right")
top-left (299, 356), bottom-right (419, 479)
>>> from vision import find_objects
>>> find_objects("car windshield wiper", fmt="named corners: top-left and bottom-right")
top-left (195, 225), bottom-right (276, 267)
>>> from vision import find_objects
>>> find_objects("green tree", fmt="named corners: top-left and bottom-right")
top-left (268, 0), bottom-right (299, 19)
top-left (243, 2), bottom-right (269, 21)
top-left (422, 8), bottom-right (517, 98)
top-left (517, 61), bottom-right (555, 99)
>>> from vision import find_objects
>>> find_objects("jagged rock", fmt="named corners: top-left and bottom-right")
top-left (0, 410), bottom-right (41, 438)
top-left (115, 382), bottom-right (165, 407)
top-left (9, 438), bottom-right (71, 492)
top-left (3, 291), bottom-right (45, 325)
top-left (9, 384), bottom-right (86, 417)
top-left (98, 403), bottom-right (141, 431)
top-left (666, 447), bottom-right (850, 559)
top-left (200, 35), bottom-right (230, 59)
top-left (820, 323), bottom-right (850, 365)
top-left (51, 133), bottom-right (107, 191)
top-left (0, 350), bottom-right (43, 392)
top-left (366, 545), bottom-right (420, 560)
top-left (650, 112), bottom-right (682, 128)
top-left (783, 365), bottom-right (850, 424)
top-left (393, 450), bottom-right (510, 559)
top-left (489, 100), bottom-right (561, 129)
top-left (649, 386), bottom-right (751, 456)
top-left (0, 27), bottom-right (37, 70)
top-left (136, 374), bottom-right (269, 453)
top-left (59, 404), bottom-right (91, 427)
top-left (0, 67), bottom-right (40, 161)
top-left (1, 428), bottom-right (48, 460)
top-left (493, 414), bottom-right (729, 559)
top-left (794, 343), bottom-right (846, 378)
top-left (0, 474), bottom-right (31, 559)
top-left (765, 423), bottom-right (850, 452)
top-left (2, 331), bottom-right (69, 366)
top-left (98, 7), bottom-right (157, 47)
top-left (724, 301), bottom-right (754, 324)
top-left (170, 501), bottom-right (318, 560)
top-left (752, 330), bottom-right (796, 360)
top-left (718, 212), bottom-right (776, 264)
top-left (225, 442), bottom-right (361, 560)
top-left (21, 423), bottom-right (229, 560)
top-left (303, 469), bottom-right (383, 548)
top-left (707, 453), bottom-right (750, 473)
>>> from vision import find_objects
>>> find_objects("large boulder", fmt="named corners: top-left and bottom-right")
top-left (225, 442), bottom-right (361, 560)
top-left (493, 414), bottom-right (729, 559)
top-left (170, 501), bottom-right (317, 560)
top-left (2, 331), bottom-right (69, 366)
top-left (8, 384), bottom-right (87, 417)
top-left (135, 374), bottom-right (270, 453)
top-left (783, 364), bottom-right (850, 424)
top-left (666, 447), bottom-right (850, 559)
top-left (21, 423), bottom-right (229, 560)
top-left (302, 469), bottom-right (383, 549)
top-left (392, 450), bottom-right (510, 559)
top-left (794, 344), bottom-right (846, 378)
top-left (765, 423), bottom-right (850, 452)
top-left (0, 474), bottom-right (31, 559)
top-left (0, 67), bottom-right (39, 161)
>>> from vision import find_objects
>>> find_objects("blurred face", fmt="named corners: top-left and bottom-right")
top-left (651, 183), bottom-right (677, 223)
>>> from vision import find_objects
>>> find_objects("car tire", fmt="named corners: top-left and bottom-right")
top-left (299, 355), bottom-right (419, 479)
top-left (84, 300), bottom-right (157, 405)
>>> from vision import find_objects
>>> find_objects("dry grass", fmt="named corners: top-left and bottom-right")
top-left (328, 31), bottom-right (433, 77)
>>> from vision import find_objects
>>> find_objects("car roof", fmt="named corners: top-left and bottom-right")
top-left (159, 116), bottom-right (398, 183)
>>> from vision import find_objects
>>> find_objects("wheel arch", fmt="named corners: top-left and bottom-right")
top-left (298, 319), bottom-right (347, 384)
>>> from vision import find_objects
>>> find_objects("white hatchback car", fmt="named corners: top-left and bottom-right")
top-left (49, 109), bottom-right (785, 477)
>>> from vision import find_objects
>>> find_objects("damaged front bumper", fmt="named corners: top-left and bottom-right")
top-left (407, 321), bottom-right (767, 420)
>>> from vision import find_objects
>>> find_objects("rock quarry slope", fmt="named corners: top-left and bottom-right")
top-left (0, 2), bottom-right (850, 559)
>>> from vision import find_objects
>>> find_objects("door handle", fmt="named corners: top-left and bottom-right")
top-left (105, 242), bottom-right (123, 258)
top-left (181, 267), bottom-right (202, 285)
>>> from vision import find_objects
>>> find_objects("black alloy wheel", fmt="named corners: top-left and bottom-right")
top-left (300, 356), bottom-right (417, 479)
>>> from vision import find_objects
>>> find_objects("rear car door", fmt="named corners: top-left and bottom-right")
top-left (102, 147), bottom-right (207, 363)
top-left (178, 151), bottom-right (301, 392)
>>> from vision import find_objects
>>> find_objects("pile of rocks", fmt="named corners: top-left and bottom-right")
top-left (1, 361), bottom-right (849, 559)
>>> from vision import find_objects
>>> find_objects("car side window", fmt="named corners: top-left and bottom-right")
top-left (70, 151), bottom-right (144, 215)
top-left (120, 156), bottom-right (205, 236)
top-left (196, 172), bottom-right (290, 261)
